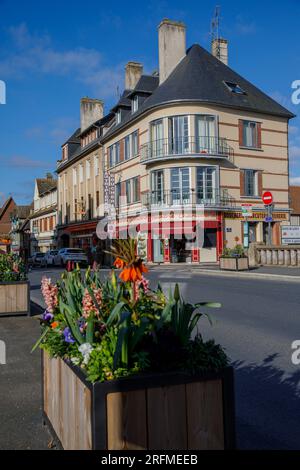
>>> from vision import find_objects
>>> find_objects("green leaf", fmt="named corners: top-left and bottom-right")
top-left (31, 326), bottom-right (50, 353)
top-left (106, 301), bottom-right (126, 326)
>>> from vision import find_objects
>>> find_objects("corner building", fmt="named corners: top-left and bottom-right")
top-left (57, 19), bottom-right (294, 265)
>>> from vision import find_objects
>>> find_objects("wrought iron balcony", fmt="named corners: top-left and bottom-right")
top-left (142, 189), bottom-right (236, 208)
top-left (140, 136), bottom-right (234, 164)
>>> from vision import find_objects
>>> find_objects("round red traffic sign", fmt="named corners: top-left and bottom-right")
top-left (262, 191), bottom-right (273, 206)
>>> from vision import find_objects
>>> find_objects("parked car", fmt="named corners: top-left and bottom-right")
top-left (53, 248), bottom-right (88, 267)
top-left (44, 250), bottom-right (59, 266)
top-left (29, 252), bottom-right (46, 267)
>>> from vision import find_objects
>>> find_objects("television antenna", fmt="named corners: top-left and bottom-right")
top-left (211, 5), bottom-right (221, 59)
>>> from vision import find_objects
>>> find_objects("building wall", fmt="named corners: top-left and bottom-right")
top-left (57, 102), bottom-right (290, 252)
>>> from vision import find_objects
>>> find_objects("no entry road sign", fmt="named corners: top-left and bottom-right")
top-left (262, 191), bottom-right (273, 206)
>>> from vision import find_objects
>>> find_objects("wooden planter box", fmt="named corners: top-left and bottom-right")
top-left (42, 351), bottom-right (235, 450)
top-left (0, 280), bottom-right (30, 316)
top-left (220, 257), bottom-right (249, 271)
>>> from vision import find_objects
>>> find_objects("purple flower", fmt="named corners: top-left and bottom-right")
top-left (42, 310), bottom-right (54, 322)
top-left (63, 327), bottom-right (75, 344)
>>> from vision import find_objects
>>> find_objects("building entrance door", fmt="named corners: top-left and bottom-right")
top-left (153, 239), bottom-right (164, 263)
top-left (200, 228), bottom-right (217, 263)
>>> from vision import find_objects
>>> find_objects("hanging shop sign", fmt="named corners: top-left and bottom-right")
top-left (241, 204), bottom-right (253, 217)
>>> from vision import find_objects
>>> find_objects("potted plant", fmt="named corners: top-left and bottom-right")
top-left (33, 239), bottom-right (235, 450)
top-left (0, 252), bottom-right (29, 316)
top-left (220, 241), bottom-right (249, 271)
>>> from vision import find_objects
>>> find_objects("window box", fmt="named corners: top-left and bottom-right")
top-left (220, 257), bottom-right (249, 271)
top-left (0, 280), bottom-right (30, 316)
top-left (42, 350), bottom-right (235, 450)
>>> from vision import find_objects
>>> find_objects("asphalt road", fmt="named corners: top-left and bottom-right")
top-left (12, 267), bottom-right (300, 449)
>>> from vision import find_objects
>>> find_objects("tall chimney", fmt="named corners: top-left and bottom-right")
top-left (80, 98), bottom-right (104, 132)
top-left (158, 19), bottom-right (186, 84)
top-left (125, 62), bottom-right (143, 90)
top-left (211, 38), bottom-right (228, 65)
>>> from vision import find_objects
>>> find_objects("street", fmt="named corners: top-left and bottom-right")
top-left (28, 266), bottom-right (300, 449)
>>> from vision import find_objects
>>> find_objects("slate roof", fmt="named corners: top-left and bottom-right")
top-left (102, 43), bottom-right (294, 141)
top-left (127, 75), bottom-right (159, 97)
top-left (12, 204), bottom-right (32, 219)
top-left (111, 90), bottom-right (132, 111)
top-left (36, 178), bottom-right (57, 196)
top-left (141, 44), bottom-right (294, 118)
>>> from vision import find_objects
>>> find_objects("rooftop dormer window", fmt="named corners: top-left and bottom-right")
top-left (132, 95), bottom-right (139, 114)
top-left (224, 81), bottom-right (246, 95)
top-left (116, 109), bottom-right (121, 125)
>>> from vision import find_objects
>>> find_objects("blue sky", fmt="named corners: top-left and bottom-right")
top-left (0, 0), bottom-right (300, 205)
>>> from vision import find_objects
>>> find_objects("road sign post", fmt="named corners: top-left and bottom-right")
top-left (262, 192), bottom-right (273, 246)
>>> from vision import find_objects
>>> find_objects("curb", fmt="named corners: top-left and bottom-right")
top-left (154, 267), bottom-right (300, 283)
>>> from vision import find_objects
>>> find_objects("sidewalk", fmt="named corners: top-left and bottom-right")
top-left (149, 263), bottom-right (300, 282)
top-left (0, 315), bottom-right (57, 450)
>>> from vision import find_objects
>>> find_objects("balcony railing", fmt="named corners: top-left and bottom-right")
top-left (140, 136), bottom-right (234, 164)
top-left (142, 189), bottom-right (236, 208)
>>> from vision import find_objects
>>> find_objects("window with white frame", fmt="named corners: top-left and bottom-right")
top-left (242, 121), bottom-right (258, 148)
top-left (132, 95), bottom-right (139, 113)
top-left (196, 167), bottom-right (217, 201)
top-left (125, 180), bottom-right (131, 204)
top-left (195, 115), bottom-right (217, 152)
top-left (86, 160), bottom-right (91, 179)
top-left (131, 131), bottom-right (138, 156)
top-left (244, 169), bottom-right (258, 197)
top-left (115, 142), bottom-right (120, 164)
top-left (94, 155), bottom-right (99, 176)
top-left (79, 164), bottom-right (83, 183)
top-left (170, 167), bottom-right (190, 204)
top-left (132, 177), bottom-right (139, 202)
top-left (151, 170), bottom-right (164, 204)
top-left (168, 116), bottom-right (189, 154)
top-left (116, 109), bottom-right (121, 125)
top-left (124, 135), bottom-right (131, 160)
top-left (109, 146), bottom-right (114, 167)
top-left (73, 168), bottom-right (77, 186)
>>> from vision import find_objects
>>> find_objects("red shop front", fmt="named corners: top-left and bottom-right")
top-left (147, 213), bottom-right (223, 264)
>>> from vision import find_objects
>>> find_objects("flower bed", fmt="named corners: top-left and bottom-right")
top-left (0, 253), bottom-right (29, 316)
top-left (34, 239), bottom-right (235, 450)
top-left (220, 244), bottom-right (249, 271)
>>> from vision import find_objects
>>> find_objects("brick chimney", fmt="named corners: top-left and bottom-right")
top-left (158, 19), bottom-right (186, 84)
top-left (125, 62), bottom-right (143, 90)
top-left (211, 38), bottom-right (228, 65)
top-left (80, 98), bottom-right (104, 132)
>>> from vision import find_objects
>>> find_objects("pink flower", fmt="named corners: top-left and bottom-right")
top-left (41, 277), bottom-right (58, 313)
top-left (82, 287), bottom-right (102, 319)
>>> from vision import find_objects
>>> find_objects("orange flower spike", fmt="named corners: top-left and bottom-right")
top-left (131, 267), bottom-right (138, 282)
top-left (51, 321), bottom-right (59, 329)
top-left (114, 257), bottom-right (125, 269)
top-left (120, 267), bottom-right (131, 282)
top-left (140, 263), bottom-right (148, 273)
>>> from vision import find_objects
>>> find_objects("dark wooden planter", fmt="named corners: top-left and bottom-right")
top-left (42, 351), bottom-right (235, 450)
top-left (220, 257), bottom-right (249, 271)
top-left (0, 280), bottom-right (30, 316)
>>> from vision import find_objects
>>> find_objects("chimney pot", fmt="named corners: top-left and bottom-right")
top-left (80, 98), bottom-right (104, 132)
top-left (211, 38), bottom-right (228, 65)
top-left (125, 62), bottom-right (143, 90)
top-left (158, 19), bottom-right (186, 84)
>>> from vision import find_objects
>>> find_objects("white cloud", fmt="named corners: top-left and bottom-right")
top-left (0, 23), bottom-right (124, 99)
top-left (290, 176), bottom-right (300, 185)
top-left (0, 155), bottom-right (52, 169)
